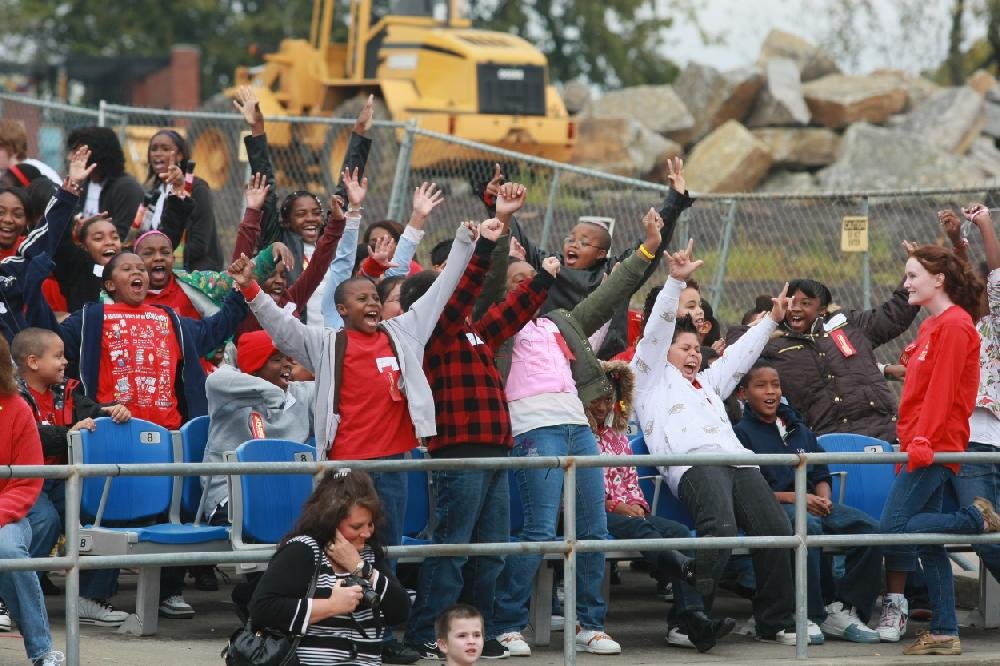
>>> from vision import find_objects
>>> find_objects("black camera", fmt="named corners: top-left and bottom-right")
top-left (342, 574), bottom-right (381, 610)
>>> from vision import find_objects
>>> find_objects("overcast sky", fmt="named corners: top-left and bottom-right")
top-left (661, 0), bottom-right (983, 75)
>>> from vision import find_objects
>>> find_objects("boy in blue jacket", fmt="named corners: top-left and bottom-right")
top-left (734, 360), bottom-right (882, 644)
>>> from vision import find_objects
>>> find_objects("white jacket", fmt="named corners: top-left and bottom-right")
top-left (631, 277), bottom-right (777, 494)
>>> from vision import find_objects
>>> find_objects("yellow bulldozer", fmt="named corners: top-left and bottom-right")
top-left (187, 0), bottom-right (576, 191)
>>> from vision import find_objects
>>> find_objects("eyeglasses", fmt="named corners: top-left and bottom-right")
top-left (563, 236), bottom-right (605, 250)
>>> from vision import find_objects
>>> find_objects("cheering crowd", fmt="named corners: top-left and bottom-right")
top-left (0, 86), bottom-right (999, 665)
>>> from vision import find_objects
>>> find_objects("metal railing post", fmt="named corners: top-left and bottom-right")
top-left (793, 459), bottom-right (809, 660)
top-left (861, 195), bottom-right (871, 310)
top-left (64, 470), bottom-right (82, 666)
top-left (710, 199), bottom-right (737, 312)
top-left (97, 100), bottom-right (106, 128)
top-left (562, 457), bottom-right (577, 664)
top-left (386, 121), bottom-right (416, 221)
top-left (539, 169), bottom-right (562, 252)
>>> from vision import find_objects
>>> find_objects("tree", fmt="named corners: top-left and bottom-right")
top-left (465, 0), bottom-right (679, 88)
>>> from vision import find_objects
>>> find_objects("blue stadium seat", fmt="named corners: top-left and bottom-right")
top-left (178, 415), bottom-right (210, 519)
top-left (817, 433), bottom-right (894, 522)
top-left (630, 435), bottom-right (695, 529)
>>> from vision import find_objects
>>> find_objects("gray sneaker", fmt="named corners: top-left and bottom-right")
top-left (158, 595), bottom-right (194, 618)
top-left (78, 598), bottom-right (127, 626)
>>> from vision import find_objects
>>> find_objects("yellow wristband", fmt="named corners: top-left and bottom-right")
top-left (637, 244), bottom-right (655, 260)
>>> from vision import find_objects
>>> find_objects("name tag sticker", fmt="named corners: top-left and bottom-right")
top-left (79, 534), bottom-right (93, 552)
top-left (864, 445), bottom-right (882, 454)
top-left (138, 431), bottom-right (160, 444)
top-left (294, 452), bottom-right (311, 463)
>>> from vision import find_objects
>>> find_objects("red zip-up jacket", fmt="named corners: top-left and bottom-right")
top-left (424, 237), bottom-right (553, 457)
top-left (0, 393), bottom-right (43, 527)
top-left (897, 305), bottom-right (980, 474)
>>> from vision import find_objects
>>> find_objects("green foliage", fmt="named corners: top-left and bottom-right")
top-left (465, 0), bottom-right (679, 87)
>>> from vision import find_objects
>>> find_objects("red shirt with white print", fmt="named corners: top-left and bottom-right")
top-left (331, 329), bottom-right (417, 460)
top-left (97, 303), bottom-right (183, 429)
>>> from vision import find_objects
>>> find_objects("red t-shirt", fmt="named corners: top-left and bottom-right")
top-left (331, 330), bottom-right (417, 460)
top-left (97, 303), bottom-right (183, 429)
top-left (0, 237), bottom-right (24, 260)
top-left (28, 385), bottom-right (69, 465)
top-left (897, 305), bottom-right (980, 474)
top-left (145, 274), bottom-right (200, 320)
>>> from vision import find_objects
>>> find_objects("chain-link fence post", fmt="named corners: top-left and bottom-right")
top-left (709, 199), bottom-right (737, 312)
top-left (97, 99), bottom-right (106, 128)
top-left (676, 207), bottom-right (691, 252)
top-left (386, 121), bottom-right (416, 221)
top-left (861, 195), bottom-right (871, 310)
top-left (539, 168), bottom-right (562, 252)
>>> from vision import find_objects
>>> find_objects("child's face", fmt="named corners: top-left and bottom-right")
top-left (786, 289), bottom-right (823, 333)
top-left (287, 195), bottom-right (323, 244)
top-left (30, 337), bottom-right (68, 385)
top-left (254, 350), bottom-right (293, 391)
top-left (0, 191), bottom-right (27, 250)
top-left (668, 331), bottom-right (702, 382)
top-left (262, 264), bottom-right (288, 300)
top-left (337, 280), bottom-right (382, 333)
top-left (104, 253), bottom-right (148, 306)
top-left (588, 395), bottom-right (614, 425)
top-left (506, 261), bottom-right (536, 292)
top-left (137, 234), bottom-right (175, 289)
top-left (81, 220), bottom-right (122, 266)
top-left (743, 367), bottom-right (782, 422)
top-left (562, 223), bottom-right (608, 269)
top-left (678, 287), bottom-right (705, 330)
top-left (437, 617), bottom-right (484, 666)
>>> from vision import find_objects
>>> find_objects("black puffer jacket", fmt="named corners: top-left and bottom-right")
top-left (725, 284), bottom-right (918, 442)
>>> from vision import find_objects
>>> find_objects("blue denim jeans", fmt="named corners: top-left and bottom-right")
top-left (955, 442), bottom-right (1000, 583)
top-left (780, 502), bottom-right (882, 623)
top-left (880, 464), bottom-right (984, 636)
top-left (0, 518), bottom-right (53, 661)
top-left (493, 425), bottom-right (609, 633)
top-left (406, 467), bottom-right (509, 643)
top-left (368, 452), bottom-right (408, 567)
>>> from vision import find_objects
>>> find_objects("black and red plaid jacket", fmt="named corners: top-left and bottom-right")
top-left (424, 237), bottom-right (553, 457)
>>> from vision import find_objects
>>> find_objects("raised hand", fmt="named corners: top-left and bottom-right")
top-left (542, 256), bottom-right (561, 277)
top-left (462, 220), bottom-right (481, 243)
top-left (66, 145), bottom-right (95, 185)
top-left (963, 203), bottom-right (991, 228)
top-left (480, 218), bottom-right (503, 242)
top-left (328, 194), bottom-right (346, 222)
top-left (342, 167), bottom-right (368, 209)
top-left (245, 172), bottom-right (270, 211)
top-left (160, 153), bottom-right (185, 196)
top-left (937, 209), bottom-right (963, 242)
top-left (72, 211), bottom-right (110, 243)
top-left (509, 236), bottom-right (527, 261)
top-left (769, 281), bottom-right (791, 323)
top-left (667, 238), bottom-right (703, 281)
top-left (228, 253), bottom-right (256, 287)
top-left (900, 239), bottom-right (918, 254)
top-left (666, 156), bottom-right (686, 194)
top-left (352, 94), bottom-right (375, 135)
top-left (642, 207), bottom-right (665, 252)
top-left (369, 234), bottom-right (398, 269)
top-left (411, 182), bottom-right (444, 220)
top-left (233, 86), bottom-right (264, 128)
top-left (485, 163), bottom-right (504, 199)
top-left (496, 182), bottom-right (526, 217)
top-left (271, 242), bottom-right (295, 273)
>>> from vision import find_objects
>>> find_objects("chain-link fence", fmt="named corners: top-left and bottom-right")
top-left (4, 92), bottom-right (998, 363)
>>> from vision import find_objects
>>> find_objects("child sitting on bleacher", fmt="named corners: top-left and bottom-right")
top-left (734, 360), bottom-right (882, 644)
top-left (11, 327), bottom-right (132, 628)
top-left (200, 330), bottom-right (315, 524)
top-left (588, 359), bottom-right (735, 653)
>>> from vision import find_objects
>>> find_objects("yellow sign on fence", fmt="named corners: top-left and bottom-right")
top-left (841, 216), bottom-right (869, 252)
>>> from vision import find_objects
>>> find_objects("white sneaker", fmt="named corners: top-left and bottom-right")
top-left (158, 595), bottom-right (194, 619)
top-left (575, 628), bottom-right (622, 654)
top-left (665, 626), bottom-right (695, 649)
top-left (760, 622), bottom-right (824, 645)
top-left (550, 614), bottom-right (565, 632)
top-left (821, 601), bottom-right (880, 643)
top-left (32, 650), bottom-right (66, 666)
top-left (78, 598), bottom-right (128, 626)
top-left (497, 631), bottom-right (531, 657)
top-left (877, 596), bottom-right (908, 642)
top-left (0, 597), bottom-right (11, 631)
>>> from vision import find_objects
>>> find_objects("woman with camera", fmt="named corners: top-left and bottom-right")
top-left (249, 469), bottom-right (411, 664)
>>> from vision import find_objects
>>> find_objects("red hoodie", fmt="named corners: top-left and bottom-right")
top-left (0, 393), bottom-right (44, 527)
top-left (897, 305), bottom-right (980, 474)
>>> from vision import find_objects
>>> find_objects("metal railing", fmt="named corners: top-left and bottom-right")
top-left (3, 451), bottom-right (1000, 664)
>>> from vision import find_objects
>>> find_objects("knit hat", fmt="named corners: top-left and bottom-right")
top-left (237, 330), bottom-right (277, 375)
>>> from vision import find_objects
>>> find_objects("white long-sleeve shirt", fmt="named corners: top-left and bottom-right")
top-left (631, 277), bottom-right (778, 493)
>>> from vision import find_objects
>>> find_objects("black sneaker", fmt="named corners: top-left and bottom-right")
top-left (382, 639), bottom-right (421, 664)
top-left (481, 638), bottom-right (509, 659)
top-left (406, 641), bottom-right (443, 660)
